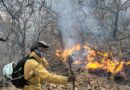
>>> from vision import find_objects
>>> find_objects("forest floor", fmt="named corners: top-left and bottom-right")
top-left (1, 69), bottom-right (130, 90)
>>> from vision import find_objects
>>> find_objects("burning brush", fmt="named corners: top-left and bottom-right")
top-left (56, 44), bottom-right (130, 81)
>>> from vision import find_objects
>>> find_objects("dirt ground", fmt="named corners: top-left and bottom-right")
top-left (1, 71), bottom-right (130, 90)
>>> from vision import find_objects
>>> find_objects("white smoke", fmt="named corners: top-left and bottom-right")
top-left (46, 0), bottom-right (110, 49)
top-left (47, 0), bottom-right (83, 49)
top-left (80, 0), bottom-right (110, 41)
top-left (45, 0), bottom-right (113, 70)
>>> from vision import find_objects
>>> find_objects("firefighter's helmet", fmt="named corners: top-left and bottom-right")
top-left (30, 41), bottom-right (49, 51)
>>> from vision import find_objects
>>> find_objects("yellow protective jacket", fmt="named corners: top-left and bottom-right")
top-left (23, 52), bottom-right (68, 90)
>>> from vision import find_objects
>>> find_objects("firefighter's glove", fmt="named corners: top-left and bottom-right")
top-left (68, 75), bottom-right (76, 82)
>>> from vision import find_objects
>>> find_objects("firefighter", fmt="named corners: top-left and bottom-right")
top-left (23, 41), bottom-right (75, 90)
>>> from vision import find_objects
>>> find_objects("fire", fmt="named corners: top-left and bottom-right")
top-left (73, 60), bottom-right (82, 65)
top-left (56, 44), bottom-right (130, 76)
top-left (86, 61), bottom-right (102, 70)
top-left (56, 44), bottom-right (81, 61)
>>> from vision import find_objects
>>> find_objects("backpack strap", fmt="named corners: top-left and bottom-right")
top-left (28, 56), bottom-right (36, 60)
top-left (28, 56), bottom-right (41, 65)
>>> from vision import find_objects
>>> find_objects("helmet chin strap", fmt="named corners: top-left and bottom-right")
top-left (34, 49), bottom-right (44, 58)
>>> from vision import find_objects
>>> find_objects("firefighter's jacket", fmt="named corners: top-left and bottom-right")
top-left (23, 52), bottom-right (68, 90)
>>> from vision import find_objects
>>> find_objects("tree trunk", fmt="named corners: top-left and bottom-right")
top-left (113, 11), bottom-right (119, 39)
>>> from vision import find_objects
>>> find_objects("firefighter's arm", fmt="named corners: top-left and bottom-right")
top-left (31, 60), bottom-right (68, 85)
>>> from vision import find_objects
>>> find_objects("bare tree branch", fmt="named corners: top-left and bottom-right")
top-left (93, 3), bottom-right (116, 14)
top-left (120, 0), bottom-right (130, 10)
top-left (1, 0), bottom-right (19, 21)
top-left (119, 35), bottom-right (130, 40)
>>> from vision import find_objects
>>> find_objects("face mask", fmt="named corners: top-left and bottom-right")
top-left (34, 49), bottom-right (44, 57)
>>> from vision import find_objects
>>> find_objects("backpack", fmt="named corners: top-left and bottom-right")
top-left (11, 55), bottom-right (36, 88)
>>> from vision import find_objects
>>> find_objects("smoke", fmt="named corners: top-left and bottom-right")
top-left (45, 0), bottom-right (113, 70)
top-left (46, 0), bottom-right (110, 49)
top-left (47, 0), bottom-right (83, 49)
top-left (80, 0), bottom-right (110, 41)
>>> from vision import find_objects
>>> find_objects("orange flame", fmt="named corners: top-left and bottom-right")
top-left (73, 60), bottom-right (82, 65)
top-left (56, 44), bottom-right (130, 75)
top-left (56, 44), bottom-right (81, 61)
